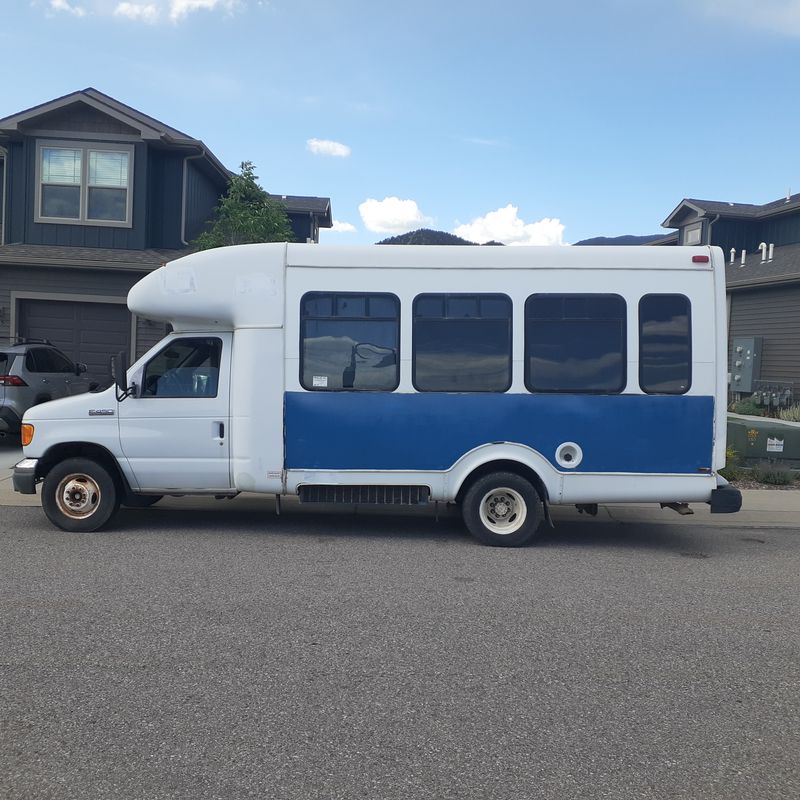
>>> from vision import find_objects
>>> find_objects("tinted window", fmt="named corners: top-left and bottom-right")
top-left (639, 294), bottom-right (691, 394)
top-left (525, 294), bottom-right (626, 392)
top-left (301, 293), bottom-right (400, 391)
top-left (48, 350), bottom-right (75, 373)
top-left (142, 337), bottom-right (222, 398)
top-left (26, 349), bottom-right (55, 373)
top-left (413, 294), bottom-right (512, 392)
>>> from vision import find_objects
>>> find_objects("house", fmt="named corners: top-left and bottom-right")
top-left (661, 196), bottom-right (800, 400)
top-left (0, 88), bottom-right (331, 387)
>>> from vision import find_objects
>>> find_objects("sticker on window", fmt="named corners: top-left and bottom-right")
top-left (312, 375), bottom-right (328, 388)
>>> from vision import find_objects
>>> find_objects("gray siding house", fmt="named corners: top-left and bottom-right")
top-left (661, 196), bottom-right (800, 398)
top-left (0, 88), bottom-right (331, 387)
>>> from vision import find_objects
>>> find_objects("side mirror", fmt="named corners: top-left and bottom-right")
top-left (76, 362), bottom-right (87, 375)
top-left (111, 351), bottom-right (131, 400)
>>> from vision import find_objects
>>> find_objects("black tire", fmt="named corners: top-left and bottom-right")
top-left (461, 471), bottom-right (544, 547)
top-left (122, 494), bottom-right (163, 508)
top-left (42, 457), bottom-right (120, 532)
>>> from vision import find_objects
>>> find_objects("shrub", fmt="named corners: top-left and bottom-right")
top-left (751, 461), bottom-right (797, 486)
top-left (718, 445), bottom-right (741, 482)
top-left (732, 399), bottom-right (765, 417)
top-left (778, 404), bottom-right (800, 422)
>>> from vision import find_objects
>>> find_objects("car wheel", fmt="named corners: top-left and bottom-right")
top-left (462, 471), bottom-right (544, 547)
top-left (42, 458), bottom-right (120, 532)
top-left (122, 494), bottom-right (163, 508)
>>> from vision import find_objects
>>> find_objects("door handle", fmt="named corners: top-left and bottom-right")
top-left (216, 422), bottom-right (225, 439)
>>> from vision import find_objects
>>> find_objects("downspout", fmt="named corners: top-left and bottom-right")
top-left (0, 146), bottom-right (7, 247)
top-left (705, 213), bottom-right (719, 246)
top-left (181, 146), bottom-right (206, 246)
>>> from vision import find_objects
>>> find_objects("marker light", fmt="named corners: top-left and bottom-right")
top-left (692, 255), bottom-right (710, 263)
top-left (21, 424), bottom-right (34, 447)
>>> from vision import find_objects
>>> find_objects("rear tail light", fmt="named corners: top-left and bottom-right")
top-left (0, 375), bottom-right (28, 387)
top-left (21, 424), bottom-right (34, 446)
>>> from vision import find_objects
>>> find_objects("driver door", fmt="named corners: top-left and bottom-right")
top-left (118, 333), bottom-right (232, 491)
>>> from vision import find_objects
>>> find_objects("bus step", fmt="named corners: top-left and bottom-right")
top-left (299, 485), bottom-right (430, 505)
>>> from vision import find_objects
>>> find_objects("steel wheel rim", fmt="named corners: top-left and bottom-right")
top-left (56, 474), bottom-right (101, 520)
top-left (479, 487), bottom-right (527, 535)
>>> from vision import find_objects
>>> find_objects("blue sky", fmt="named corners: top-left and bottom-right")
top-left (5, 0), bottom-right (800, 244)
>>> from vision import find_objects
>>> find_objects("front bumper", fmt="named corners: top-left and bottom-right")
top-left (13, 459), bottom-right (39, 494)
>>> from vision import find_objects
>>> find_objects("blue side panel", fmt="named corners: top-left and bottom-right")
top-left (284, 393), bottom-right (715, 474)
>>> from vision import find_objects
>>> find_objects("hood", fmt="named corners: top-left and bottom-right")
top-left (22, 386), bottom-right (117, 422)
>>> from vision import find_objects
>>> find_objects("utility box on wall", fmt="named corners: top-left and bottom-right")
top-left (730, 336), bottom-right (763, 393)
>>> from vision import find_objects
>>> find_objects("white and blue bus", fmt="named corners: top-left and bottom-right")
top-left (14, 243), bottom-right (741, 545)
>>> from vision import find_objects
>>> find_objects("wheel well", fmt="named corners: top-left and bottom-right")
top-left (36, 443), bottom-right (131, 495)
top-left (456, 459), bottom-right (549, 505)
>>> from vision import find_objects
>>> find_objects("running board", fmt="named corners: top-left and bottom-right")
top-left (298, 485), bottom-right (430, 505)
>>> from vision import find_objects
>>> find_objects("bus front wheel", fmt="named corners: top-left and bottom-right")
top-left (42, 458), bottom-right (120, 533)
top-left (461, 472), bottom-right (543, 547)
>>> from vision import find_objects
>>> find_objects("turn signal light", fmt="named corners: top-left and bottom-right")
top-left (21, 424), bottom-right (34, 447)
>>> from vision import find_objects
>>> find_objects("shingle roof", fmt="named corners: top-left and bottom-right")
top-left (0, 243), bottom-right (186, 271)
top-left (664, 194), bottom-right (800, 227)
top-left (270, 194), bottom-right (332, 226)
top-left (0, 88), bottom-right (230, 182)
top-left (725, 241), bottom-right (800, 289)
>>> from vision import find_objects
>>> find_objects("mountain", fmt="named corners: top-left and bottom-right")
top-left (573, 234), bottom-right (665, 246)
top-left (377, 229), bottom-right (475, 245)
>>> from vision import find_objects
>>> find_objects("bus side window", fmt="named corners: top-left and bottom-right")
top-left (525, 294), bottom-right (626, 393)
top-left (412, 293), bottom-right (512, 392)
top-left (639, 294), bottom-right (691, 394)
top-left (300, 292), bottom-right (400, 391)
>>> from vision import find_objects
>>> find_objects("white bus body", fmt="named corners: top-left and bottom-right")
top-left (15, 243), bottom-right (741, 546)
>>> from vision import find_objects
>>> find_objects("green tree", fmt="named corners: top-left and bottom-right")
top-left (193, 161), bottom-right (293, 250)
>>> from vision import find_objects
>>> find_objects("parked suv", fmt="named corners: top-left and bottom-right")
top-left (0, 340), bottom-right (92, 437)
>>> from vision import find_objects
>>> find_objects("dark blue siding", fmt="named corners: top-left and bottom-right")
top-left (184, 162), bottom-right (222, 243)
top-left (284, 392), bottom-right (715, 474)
top-left (147, 150), bottom-right (184, 249)
top-left (288, 212), bottom-right (313, 243)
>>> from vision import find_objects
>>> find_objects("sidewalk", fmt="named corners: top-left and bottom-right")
top-left (2, 442), bottom-right (797, 528)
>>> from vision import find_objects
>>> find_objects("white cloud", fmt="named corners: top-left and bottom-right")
top-left (307, 138), bottom-right (352, 158)
top-left (50, 0), bottom-right (86, 15)
top-left (453, 205), bottom-right (566, 246)
top-left (114, 2), bottom-right (159, 21)
top-left (330, 220), bottom-right (357, 233)
top-left (690, 0), bottom-right (800, 35)
top-left (169, 0), bottom-right (237, 21)
top-left (359, 197), bottom-right (432, 234)
top-left (42, 0), bottom-right (240, 22)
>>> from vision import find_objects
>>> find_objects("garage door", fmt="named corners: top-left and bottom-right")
top-left (18, 299), bottom-right (130, 389)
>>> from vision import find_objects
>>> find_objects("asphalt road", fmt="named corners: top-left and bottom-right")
top-left (1, 504), bottom-right (798, 800)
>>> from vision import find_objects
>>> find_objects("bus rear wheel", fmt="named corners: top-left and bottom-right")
top-left (462, 472), bottom-right (543, 547)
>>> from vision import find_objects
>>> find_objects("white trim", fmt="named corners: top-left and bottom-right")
top-left (24, 129), bottom-right (142, 143)
top-left (34, 139), bottom-right (134, 228)
top-left (0, 93), bottom-right (163, 140)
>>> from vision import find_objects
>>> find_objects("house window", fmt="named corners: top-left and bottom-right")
top-left (36, 141), bottom-right (133, 227)
top-left (684, 224), bottom-right (702, 245)
top-left (525, 294), bottom-right (627, 393)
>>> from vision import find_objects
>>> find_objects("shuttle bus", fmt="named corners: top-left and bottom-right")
top-left (14, 243), bottom-right (742, 546)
